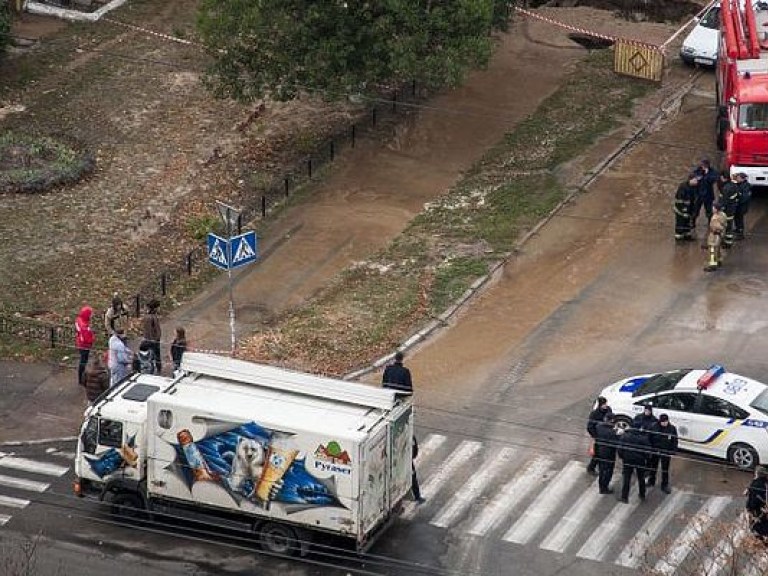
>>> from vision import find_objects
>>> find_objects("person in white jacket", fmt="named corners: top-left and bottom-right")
top-left (108, 329), bottom-right (132, 387)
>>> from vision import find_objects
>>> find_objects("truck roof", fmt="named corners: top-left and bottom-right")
top-left (151, 353), bottom-right (409, 440)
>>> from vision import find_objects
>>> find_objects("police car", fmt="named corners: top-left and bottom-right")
top-left (599, 365), bottom-right (768, 470)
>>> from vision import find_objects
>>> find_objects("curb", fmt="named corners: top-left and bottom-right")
top-left (0, 435), bottom-right (78, 448)
top-left (344, 73), bottom-right (700, 382)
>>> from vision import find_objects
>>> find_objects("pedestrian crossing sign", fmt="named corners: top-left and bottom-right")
top-left (207, 231), bottom-right (258, 271)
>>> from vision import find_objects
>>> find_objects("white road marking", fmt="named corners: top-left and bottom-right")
top-left (401, 440), bottom-right (482, 521)
top-left (577, 497), bottom-right (640, 561)
top-left (540, 477), bottom-right (601, 553)
top-left (705, 523), bottom-right (748, 576)
top-left (654, 496), bottom-right (731, 576)
top-left (616, 490), bottom-right (690, 568)
top-left (430, 447), bottom-right (516, 529)
top-left (0, 474), bottom-right (50, 493)
top-left (417, 434), bottom-right (447, 465)
top-left (502, 460), bottom-right (584, 545)
top-left (0, 495), bottom-right (30, 509)
top-left (0, 514), bottom-right (10, 526)
top-left (0, 456), bottom-right (69, 477)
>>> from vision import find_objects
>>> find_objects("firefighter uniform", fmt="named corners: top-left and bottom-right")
top-left (720, 179), bottom-right (741, 249)
top-left (673, 177), bottom-right (696, 241)
top-left (705, 204), bottom-right (728, 271)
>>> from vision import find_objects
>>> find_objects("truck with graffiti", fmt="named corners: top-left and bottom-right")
top-left (73, 352), bottom-right (414, 555)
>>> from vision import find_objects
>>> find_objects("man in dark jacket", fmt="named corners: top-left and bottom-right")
top-left (382, 351), bottom-right (413, 393)
top-left (586, 396), bottom-right (612, 475)
top-left (595, 413), bottom-right (620, 494)
top-left (618, 424), bottom-right (652, 503)
top-left (692, 158), bottom-right (719, 228)
top-left (647, 413), bottom-right (678, 493)
top-left (747, 465), bottom-right (768, 539)
top-left (674, 175), bottom-right (697, 241)
top-left (734, 172), bottom-right (752, 239)
top-left (720, 173), bottom-right (742, 249)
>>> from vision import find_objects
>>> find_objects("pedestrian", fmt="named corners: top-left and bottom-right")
top-left (618, 423), bottom-right (652, 503)
top-left (133, 340), bottom-right (157, 375)
top-left (75, 305), bottom-right (95, 386)
top-left (586, 396), bottom-right (612, 476)
top-left (170, 326), bottom-right (187, 373)
top-left (719, 171), bottom-right (741, 249)
top-left (107, 328), bottom-right (132, 387)
top-left (746, 465), bottom-right (768, 540)
top-left (83, 353), bottom-right (109, 404)
top-left (382, 351), bottom-right (413, 393)
top-left (704, 201), bottom-right (729, 272)
top-left (104, 293), bottom-right (129, 336)
top-left (673, 174), bottom-right (697, 241)
top-left (734, 172), bottom-right (752, 239)
top-left (633, 403), bottom-right (659, 437)
top-left (412, 436), bottom-right (425, 504)
top-left (646, 413), bottom-right (678, 493)
top-left (595, 413), bottom-right (620, 494)
top-left (142, 298), bottom-right (162, 374)
top-left (692, 158), bottom-right (719, 228)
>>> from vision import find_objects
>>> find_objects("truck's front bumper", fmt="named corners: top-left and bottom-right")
top-left (728, 165), bottom-right (768, 187)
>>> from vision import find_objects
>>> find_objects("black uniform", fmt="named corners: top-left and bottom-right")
top-left (720, 180), bottom-right (741, 249)
top-left (692, 165), bottom-right (719, 226)
top-left (382, 361), bottom-right (413, 393)
top-left (673, 180), bottom-right (695, 241)
top-left (735, 177), bottom-right (752, 238)
top-left (633, 409), bottom-right (658, 478)
top-left (746, 475), bottom-right (768, 538)
top-left (595, 421), bottom-right (620, 494)
top-left (647, 421), bottom-right (678, 491)
top-left (587, 405), bottom-right (612, 474)
top-left (411, 437), bottom-right (423, 502)
top-left (618, 427), bottom-right (651, 502)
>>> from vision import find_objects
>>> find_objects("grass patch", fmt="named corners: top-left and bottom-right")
top-left (240, 50), bottom-right (653, 373)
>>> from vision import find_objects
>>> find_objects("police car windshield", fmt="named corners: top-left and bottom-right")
top-left (750, 388), bottom-right (768, 416)
top-left (633, 370), bottom-right (692, 397)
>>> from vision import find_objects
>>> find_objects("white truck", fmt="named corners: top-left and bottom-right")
top-left (73, 352), bottom-right (414, 555)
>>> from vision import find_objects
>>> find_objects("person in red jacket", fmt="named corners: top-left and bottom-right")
top-left (75, 305), bottom-right (95, 385)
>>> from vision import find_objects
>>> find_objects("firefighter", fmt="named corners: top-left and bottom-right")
top-left (704, 201), bottom-right (728, 272)
top-left (692, 158), bottom-right (719, 228)
top-left (673, 174), bottom-right (697, 241)
top-left (720, 172), bottom-right (741, 249)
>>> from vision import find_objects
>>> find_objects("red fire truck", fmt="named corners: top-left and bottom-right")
top-left (716, 0), bottom-right (768, 184)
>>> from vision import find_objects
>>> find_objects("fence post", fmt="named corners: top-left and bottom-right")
top-left (372, 108), bottom-right (377, 127)
top-left (161, 273), bottom-right (167, 296)
top-left (308, 158), bottom-right (313, 179)
top-left (186, 251), bottom-right (193, 275)
top-left (351, 124), bottom-right (356, 148)
top-left (50, 326), bottom-right (56, 349)
top-left (392, 91), bottom-right (397, 112)
top-left (330, 140), bottom-right (335, 162)
top-left (284, 176), bottom-right (290, 197)
top-left (261, 195), bottom-right (267, 218)
top-left (135, 294), bottom-right (141, 318)
top-left (412, 79), bottom-right (416, 97)
top-left (237, 213), bottom-right (243, 235)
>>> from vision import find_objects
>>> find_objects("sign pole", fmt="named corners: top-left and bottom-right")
top-left (216, 201), bottom-right (241, 357)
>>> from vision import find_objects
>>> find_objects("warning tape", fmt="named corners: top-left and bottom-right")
top-left (102, 17), bottom-right (207, 49)
top-left (514, 6), bottom-right (664, 52)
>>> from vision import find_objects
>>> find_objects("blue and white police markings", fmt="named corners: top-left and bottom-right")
top-left (207, 233), bottom-right (230, 270)
top-left (229, 231), bottom-right (258, 269)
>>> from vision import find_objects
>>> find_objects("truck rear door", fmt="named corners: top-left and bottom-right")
top-left (359, 426), bottom-right (389, 537)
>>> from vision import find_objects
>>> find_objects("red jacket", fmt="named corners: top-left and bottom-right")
top-left (75, 306), bottom-right (95, 350)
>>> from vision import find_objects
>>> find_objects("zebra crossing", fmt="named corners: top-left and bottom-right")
top-left (409, 433), bottom-right (762, 574)
top-left (0, 449), bottom-right (71, 527)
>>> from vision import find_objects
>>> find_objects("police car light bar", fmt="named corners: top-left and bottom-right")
top-left (697, 364), bottom-right (726, 390)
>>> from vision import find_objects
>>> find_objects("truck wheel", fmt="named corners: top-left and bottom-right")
top-left (111, 492), bottom-right (144, 519)
top-left (258, 522), bottom-right (299, 556)
top-left (728, 443), bottom-right (759, 471)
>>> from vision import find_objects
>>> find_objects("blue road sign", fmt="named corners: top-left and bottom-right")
top-left (207, 233), bottom-right (230, 270)
top-left (207, 231), bottom-right (258, 270)
top-left (230, 231), bottom-right (258, 269)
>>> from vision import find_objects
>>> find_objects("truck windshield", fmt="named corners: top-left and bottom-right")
top-left (738, 103), bottom-right (768, 130)
top-left (700, 6), bottom-right (720, 29)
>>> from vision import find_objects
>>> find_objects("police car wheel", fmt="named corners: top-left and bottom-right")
top-left (259, 522), bottom-right (299, 556)
top-left (728, 443), bottom-right (759, 471)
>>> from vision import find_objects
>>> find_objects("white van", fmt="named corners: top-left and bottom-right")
top-left (680, 1), bottom-right (720, 67)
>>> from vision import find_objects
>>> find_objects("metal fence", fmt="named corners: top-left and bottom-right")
top-left (1, 81), bottom-right (423, 348)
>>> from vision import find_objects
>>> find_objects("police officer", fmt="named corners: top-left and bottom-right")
top-left (746, 465), bottom-right (768, 539)
top-left (647, 413), bottom-right (678, 494)
top-left (674, 174), bottom-right (697, 241)
top-left (586, 396), bottom-right (612, 475)
top-left (734, 172), bottom-right (752, 239)
top-left (720, 172), bottom-right (742, 249)
top-left (595, 413), bottom-right (620, 494)
top-left (618, 423), bottom-right (652, 503)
